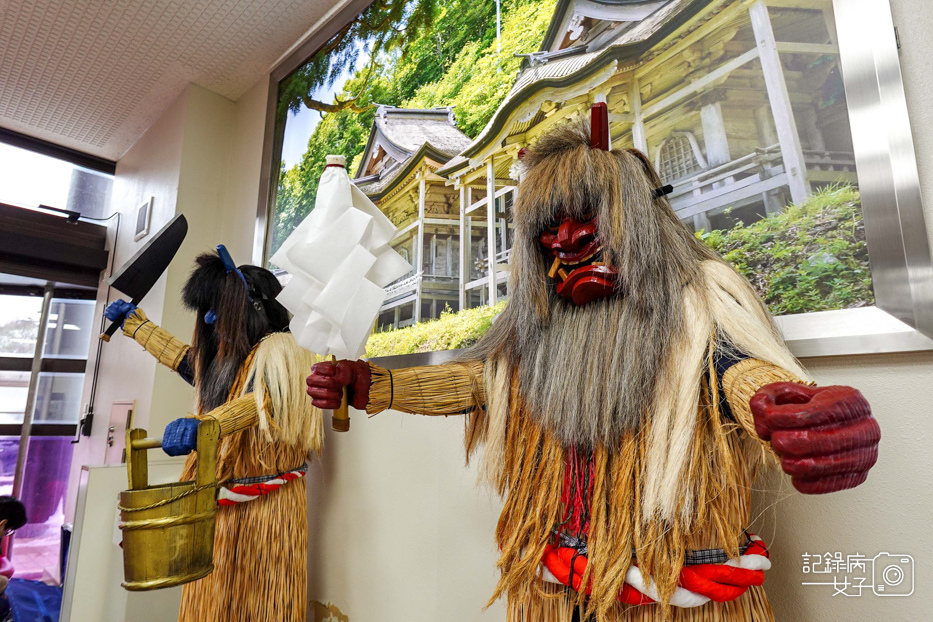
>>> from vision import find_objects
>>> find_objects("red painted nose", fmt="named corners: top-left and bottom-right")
top-left (553, 218), bottom-right (595, 252)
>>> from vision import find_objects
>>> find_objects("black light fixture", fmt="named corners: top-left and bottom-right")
top-left (38, 204), bottom-right (81, 223)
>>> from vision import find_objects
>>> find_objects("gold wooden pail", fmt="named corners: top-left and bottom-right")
top-left (118, 419), bottom-right (219, 591)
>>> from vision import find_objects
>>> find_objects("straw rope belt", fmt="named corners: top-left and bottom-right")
top-left (118, 463), bottom-right (308, 514)
top-left (540, 533), bottom-right (771, 608)
top-left (217, 462), bottom-right (309, 506)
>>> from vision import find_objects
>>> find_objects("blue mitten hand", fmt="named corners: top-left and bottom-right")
top-left (104, 299), bottom-right (137, 327)
top-left (162, 418), bottom-right (200, 456)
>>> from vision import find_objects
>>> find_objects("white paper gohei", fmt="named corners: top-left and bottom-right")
top-left (270, 155), bottom-right (411, 360)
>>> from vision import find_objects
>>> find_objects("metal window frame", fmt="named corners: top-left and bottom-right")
top-left (0, 424), bottom-right (78, 438)
top-left (0, 289), bottom-right (92, 432)
top-left (775, 0), bottom-right (933, 358)
top-left (251, 0), bottom-right (376, 265)
top-left (0, 127), bottom-right (116, 175)
top-left (255, 0), bottom-right (933, 361)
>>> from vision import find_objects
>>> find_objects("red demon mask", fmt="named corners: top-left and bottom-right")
top-left (533, 103), bottom-right (636, 306)
top-left (539, 215), bottom-right (620, 306)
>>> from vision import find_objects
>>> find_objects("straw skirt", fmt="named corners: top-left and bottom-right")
top-left (177, 472), bottom-right (307, 622)
top-left (517, 582), bottom-right (774, 621)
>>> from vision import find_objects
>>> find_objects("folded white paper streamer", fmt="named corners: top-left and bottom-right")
top-left (271, 155), bottom-right (411, 360)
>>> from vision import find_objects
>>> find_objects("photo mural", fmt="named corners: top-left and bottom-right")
top-left (268, 0), bottom-right (871, 358)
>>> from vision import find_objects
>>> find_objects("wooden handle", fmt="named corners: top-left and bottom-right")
top-left (99, 316), bottom-right (122, 342)
top-left (331, 355), bottom-right (350, 432)
top-left (194, 419), bottom-right (220, 488)
top-left (125, 422), bottom-right (220, 490)
top-left (126, 429), bottom-right (150, 490)
top-left (100, 299), bottom-right (139, 342)
top-left (130, 437), bottom-right (163, 450)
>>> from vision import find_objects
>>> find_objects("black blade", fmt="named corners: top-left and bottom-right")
top-left (109, 214), bottom-right (188, 301)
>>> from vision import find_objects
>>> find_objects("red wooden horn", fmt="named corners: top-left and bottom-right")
top-left (590, 102), bottom-right (610, 151)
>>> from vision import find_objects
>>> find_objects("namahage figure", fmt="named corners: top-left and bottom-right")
top-left (307, 109), bottom-right (881, 621)
top-left (107, 247), bottom-right (321, 622)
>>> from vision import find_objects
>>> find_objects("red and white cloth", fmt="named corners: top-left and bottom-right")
top-left (217, 463), bottom-right (308, 506)
top-left (541, 534), bottom-right (771, 607)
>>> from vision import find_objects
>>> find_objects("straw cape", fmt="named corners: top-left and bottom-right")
top-left (177, 332), bottom-right (321, 622)
top-left (121, 261), bottom-right (322, 621)
top-left (361, 121), bottom-right (815, 621)
top-left (366, 309), bottom-right (803, 622)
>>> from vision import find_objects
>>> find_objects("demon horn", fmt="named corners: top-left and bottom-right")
top-left (590, 102), bottom-right (610, 151)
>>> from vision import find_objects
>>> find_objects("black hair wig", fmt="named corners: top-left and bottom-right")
top-left (181, 252), bottom-right (290, 412)
top-left (0, 495), bottom-right (27, 530)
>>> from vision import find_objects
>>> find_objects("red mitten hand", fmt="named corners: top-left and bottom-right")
top-left (750, 382), bottom-right (880, 494)
top-left (306, 360), bottom-right (371, 411)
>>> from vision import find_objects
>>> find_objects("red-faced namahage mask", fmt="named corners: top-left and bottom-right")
top-left (533, 102), bottom-right (632, 306)
top-left (540, 215), bottom-right (620, 306)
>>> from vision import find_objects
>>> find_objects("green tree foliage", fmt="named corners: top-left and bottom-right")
top-left (698, 184), bottom-right (874, 315)
top-left (269, 0), bottom-right (555, 257)
top-left (366, 301), bottom-right (506, 357)
top-left (271, 72), bottom-right (391, 254)
top-left (406, 0), bottom-right (556, 136)
top-left (278, 0), bottom-right (437, 117)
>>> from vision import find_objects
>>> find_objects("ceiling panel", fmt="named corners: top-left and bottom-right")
top-left (0, 0), bottom-right (339, 160)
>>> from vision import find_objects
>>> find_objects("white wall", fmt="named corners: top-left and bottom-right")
top-left (65, 86), bottom-right (189, 522)
top-left (63, 76), bottom-right (271, 622)
top-left (61, 462), bottom-right (188, 622)
top-left (306, 413), bottom-right (506, 622)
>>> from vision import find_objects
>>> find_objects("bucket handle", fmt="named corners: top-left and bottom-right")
top-left (125, 419), bottom-right (220, 491)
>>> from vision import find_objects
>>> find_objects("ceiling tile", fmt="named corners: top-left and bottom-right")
top-left (0, 0), bottom-right (338, 160)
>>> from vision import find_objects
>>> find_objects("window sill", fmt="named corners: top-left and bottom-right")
top-left (371, 306), bottom-right (933, 369)
top-left (778, 306), bottom-right (933, 358)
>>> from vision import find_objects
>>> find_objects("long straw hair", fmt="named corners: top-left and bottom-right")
top-left (181, 253), bottom-right (290, 412)
top-left (470, 121), bottom-right (720, 448)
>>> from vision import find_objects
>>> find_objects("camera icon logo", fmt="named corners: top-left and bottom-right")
top-left (872, 553), bottom-right (914, 597)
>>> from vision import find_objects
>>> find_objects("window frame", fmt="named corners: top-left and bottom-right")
top-left (0, 286), bottom-right (94, 436)
top-left (254, 0), bottom-right (933, 361)
top-left (251, 0), bottom-right (376, 265)
top-left (776, 0), bottom-right (933, 357)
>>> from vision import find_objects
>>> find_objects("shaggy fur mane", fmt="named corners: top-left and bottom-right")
top-left (469, 120), bottom-right (718, 447)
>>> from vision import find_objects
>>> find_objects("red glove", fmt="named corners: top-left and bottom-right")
top-left (750, 382), bottom-right (880, 494)
top-left (306, 360), bottom-right (371, 411)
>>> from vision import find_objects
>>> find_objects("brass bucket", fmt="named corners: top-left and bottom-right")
top-left (118, 419), bottom-right (219, 591)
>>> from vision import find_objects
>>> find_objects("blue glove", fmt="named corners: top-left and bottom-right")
top-left (162, 418), bottom-right (199, 456)
top-left (104, 299), bottom-right (137, 327)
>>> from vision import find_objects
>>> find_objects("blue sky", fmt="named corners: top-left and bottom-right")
top-left (281, 44), bottom-right (372, 170)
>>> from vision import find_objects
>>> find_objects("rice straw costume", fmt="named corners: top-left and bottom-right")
top-left (109, 247), bottom-right (322, 622)
top-left (308, 108), bottom-right (880, 621)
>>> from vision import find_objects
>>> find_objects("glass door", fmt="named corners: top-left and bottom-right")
top-left (0, 276), bottom-right (95, 583)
